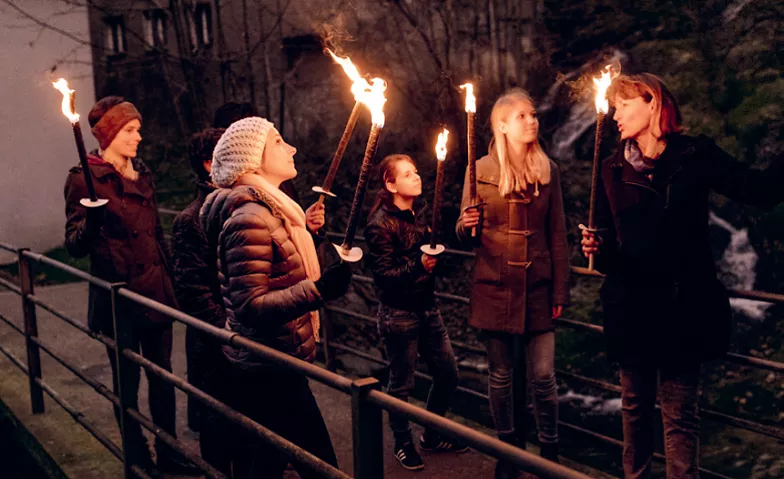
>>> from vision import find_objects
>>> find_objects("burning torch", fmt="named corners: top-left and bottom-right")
top-left (52, 79), bottom-right (108, 208)
top-left (421, 128), bottom-right (449, 257)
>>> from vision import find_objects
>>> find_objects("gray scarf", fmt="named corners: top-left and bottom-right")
top-left (624, 140), bottom-right (656, 173)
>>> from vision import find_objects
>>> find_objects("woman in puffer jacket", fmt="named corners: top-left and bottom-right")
top-left (200, 117), bottom-right (352, 478)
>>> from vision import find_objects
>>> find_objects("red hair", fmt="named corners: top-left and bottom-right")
top-left (609, 73), bottom-right (684, 138)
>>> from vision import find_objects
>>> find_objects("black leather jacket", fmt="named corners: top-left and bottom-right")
top-left (365, 203), bottom-right (436, 311)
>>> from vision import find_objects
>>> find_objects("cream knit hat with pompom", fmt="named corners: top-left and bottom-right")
top-left (211, 117), bottom-right (274, 187)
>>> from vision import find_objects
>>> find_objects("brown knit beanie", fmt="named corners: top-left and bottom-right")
top-left (88, 96), bottom-right (142, 150)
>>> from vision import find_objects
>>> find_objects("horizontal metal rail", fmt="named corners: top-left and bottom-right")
top-left (330, 340), bottom-right (738, 479)
top-left (326, 304), bottom-right (784, 374)
top-left (0, 312), bottom-right (25, 336)
top-left (116, 287), bottom-right (354, 394)
top-left (0, 341), bottom-right (153, 479)
top-left (0, 276), bottom-right (23, 295)
top-left (366, 387), bottom-right (592, 479)
top-left (123, 349), bottom-right (351, 479)
top-left (325, 307), bottom-right (784, 440)
top-left (26, 332), bottom-right (223, 479)
top-left (2, 235), bottom-right (780, 479)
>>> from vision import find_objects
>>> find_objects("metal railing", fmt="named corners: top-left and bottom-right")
top-left (314, 232), bottom-right (784, 479)
top-left (0, 239), bottom-right (591, 479)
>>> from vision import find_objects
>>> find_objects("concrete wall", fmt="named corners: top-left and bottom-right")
top-left (0, 0), bottom-right (95, 264)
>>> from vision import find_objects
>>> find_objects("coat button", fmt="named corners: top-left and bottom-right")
top-left (132, 230), bottom-right (139, 238)
top-left (143, 200), bottom-right (149, 206)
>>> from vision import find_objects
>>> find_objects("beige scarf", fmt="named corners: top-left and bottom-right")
top-left (235, 173), bottom-right (322, 342)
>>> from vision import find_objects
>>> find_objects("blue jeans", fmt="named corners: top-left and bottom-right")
top-left (377, 304), bottom-right (459, 441)
top-left (620, 364), bottom-right (701, 479)
top-left (484, 331), bottom-right (559, 445)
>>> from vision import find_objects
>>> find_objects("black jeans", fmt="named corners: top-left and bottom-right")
top-left (228, 367), bottom-right (338, 479)
top-left (620, 363), bottom-right (701, 479)
top-left (105, 324), bottom-right (176, 454)
top-left (377, 304), bottom-right (459, 442)
top-left (484, 331), bottom-right (558, 445)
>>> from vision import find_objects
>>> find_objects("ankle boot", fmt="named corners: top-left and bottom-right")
top-left (494, 432), bottom-right (521, 479)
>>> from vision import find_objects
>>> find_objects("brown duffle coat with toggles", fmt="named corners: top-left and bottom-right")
top-left (456, 151), bottom-right (570, 335)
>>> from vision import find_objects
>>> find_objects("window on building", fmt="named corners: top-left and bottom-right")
top-left (189, 3), bottom-right (212, 49)
top-left (104, 16), bottom-right (126, 56)
top-left (143, 9), bottom-right (167, 50)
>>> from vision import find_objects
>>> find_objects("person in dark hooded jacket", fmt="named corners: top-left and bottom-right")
top-left (581, 73), bottom-right (784, 479)
top-left (170, 127), bottom-right (230, 472)
top-left (200, 116), bottom-right (351, 478)
top-left (63, 96), bottom-right (196, 475)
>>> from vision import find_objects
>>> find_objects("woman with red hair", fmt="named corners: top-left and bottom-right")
top-left (581, 73), bottom-right (783, 478)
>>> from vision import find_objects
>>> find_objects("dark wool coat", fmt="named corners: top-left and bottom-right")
top-left (64, 155), bottom-right (176, 334)
top-left (365, 204), bottom-right (436, 312)
top-left (171, 182), bottom-right (226, 333)
top-left (456, 152), bottom-right (571, 335)
top-left (595, 134), bottom-right (784, 367)
top-left (200, 185), bottom-right (324, 370)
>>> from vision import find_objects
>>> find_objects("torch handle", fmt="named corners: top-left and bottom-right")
top-left (323, 102), bottom-right (362, 194)
top-left (586, 112), bottom-right (606, 271)
top-left (587, 112), bottom-right (605, 229)
top-left (467, 112), bottom-right (478, 238)
top-left (342, 125), bottom-right (381, 251)
top-left (467, 112), bottom-right (477, 201)
top-left (73, 122), bottom-right (98, 202)
top-left (430, 159), bottom-right (446, 249)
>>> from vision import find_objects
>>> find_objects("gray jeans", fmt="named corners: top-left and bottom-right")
top-left (484, 331), bottom-right (559, 445)
top-left (620, 364), bottom-right (701, 479)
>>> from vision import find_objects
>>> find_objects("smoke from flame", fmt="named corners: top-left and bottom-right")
top-left (327, 49), bottom-right (387, 127)
top-left (436, 128), bottom-right (449, 161)
top-left (52, 78), bottom-right (79, 124)
top-left (460, 83), bottom-right (476, 113)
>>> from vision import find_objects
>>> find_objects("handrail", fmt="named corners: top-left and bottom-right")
top-left (0, 243), bottom-right (594, 479)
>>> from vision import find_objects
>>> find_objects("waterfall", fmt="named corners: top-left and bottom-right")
top-left (708, 212), bottom-right (771, 321)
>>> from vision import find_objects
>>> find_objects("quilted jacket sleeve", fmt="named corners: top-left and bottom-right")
top-left (222, 202), bottom-right (323, 327)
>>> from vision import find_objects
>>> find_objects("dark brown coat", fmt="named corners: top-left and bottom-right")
top-left (456, 152), bottom-right (570, 335)
top-left (200, 185), bottom-right (323, 370)
top-left (64, 155), bottom-right (176, 334)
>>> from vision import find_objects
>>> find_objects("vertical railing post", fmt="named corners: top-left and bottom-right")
top-left (110, 282), bottom-right (138, 479)
top-left (351, 377), bottom-right (383, 479)
top-left (18, 248), bottom-right (44, 414)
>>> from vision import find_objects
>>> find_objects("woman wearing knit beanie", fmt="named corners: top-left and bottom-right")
top-left (201, 117), bottom-right (352, 478)
top-left (63, 96), bottom-right (197, 475)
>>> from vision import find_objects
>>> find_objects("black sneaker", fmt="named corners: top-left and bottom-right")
top-left (420, 432), bottom-right (469, 453)
top-left (394, 441), bottom-right (424, 471)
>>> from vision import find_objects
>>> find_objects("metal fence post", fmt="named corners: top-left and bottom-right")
top-left (110, 282), bottom-right (138, 479)
top-left (18, 248), bottom-right (44, 414)
top-left (351, 377), bottom-right (383, 479)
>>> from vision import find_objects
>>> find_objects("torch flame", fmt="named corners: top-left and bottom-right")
top-left (592, 65), bottom-right (619, 115)
top-left (435, 128), bottom-right (449, 161)
top-left (459, 83), bottom-right (476, 113)
top-left (327, 49), bottom-right (386, 127)
top-left (52, 78), bottom-right (79, 124)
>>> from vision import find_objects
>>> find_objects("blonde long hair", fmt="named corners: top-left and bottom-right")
top-left (490, 88), bottom-right (551, 197)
